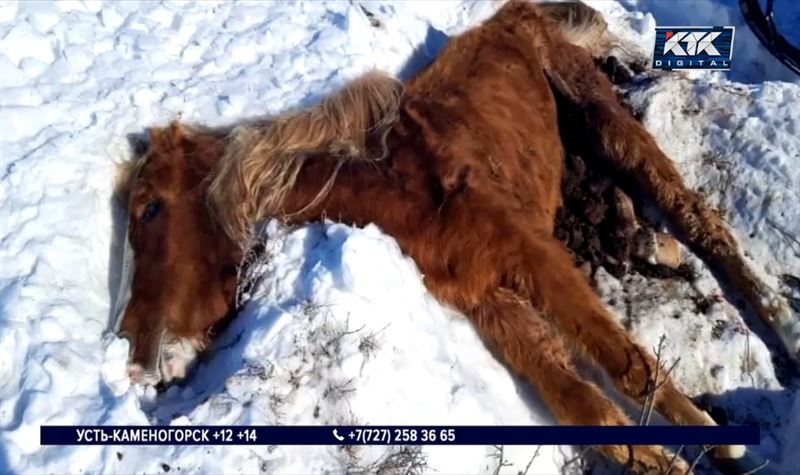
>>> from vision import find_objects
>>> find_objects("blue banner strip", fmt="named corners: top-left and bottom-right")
top-left (40, 425), bottom-right (760, 446)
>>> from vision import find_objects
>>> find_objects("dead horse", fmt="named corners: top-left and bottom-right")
top-left (114, 2), bottom-right (795, 474)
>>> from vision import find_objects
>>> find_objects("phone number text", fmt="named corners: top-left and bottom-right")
top-left (349, 428), bottom-right (456, 444)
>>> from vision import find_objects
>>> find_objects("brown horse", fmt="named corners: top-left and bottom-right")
top-left (114, 2), bottom-right (795, 473)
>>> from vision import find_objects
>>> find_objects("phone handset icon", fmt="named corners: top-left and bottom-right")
top-left (333, 428), bottom-right (345, 441)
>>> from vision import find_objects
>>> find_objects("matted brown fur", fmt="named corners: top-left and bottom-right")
top-left (116, 2), bottom-right (793, 473)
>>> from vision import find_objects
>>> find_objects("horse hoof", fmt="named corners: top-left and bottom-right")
top-left (632, 228), bottom-right (682, 269)
top-left (759, 294), bottom-right (800, 366)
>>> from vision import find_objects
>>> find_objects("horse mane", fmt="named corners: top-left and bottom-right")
top-left (207, 70), bottom-right (404, 246)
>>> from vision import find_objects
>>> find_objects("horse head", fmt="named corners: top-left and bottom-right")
top-left (114, 73), bottom-right (402, 385)
top-left (114, 122), bottom-right (240, 385)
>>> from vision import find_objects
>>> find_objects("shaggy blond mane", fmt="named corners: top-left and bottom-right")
top-left (207, 71), bottom-right (403, 246)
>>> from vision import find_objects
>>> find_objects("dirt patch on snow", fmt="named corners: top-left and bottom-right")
top-left (554, 151), bottom-right (695, 282)
top-left (553, 62), bottom-right (696, 284)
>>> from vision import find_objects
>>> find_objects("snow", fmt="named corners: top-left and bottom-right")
top-left (0, 1), bottom-right (798, 474)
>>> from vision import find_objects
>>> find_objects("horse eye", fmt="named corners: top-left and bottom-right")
top-left (140, 200), bottom-right (162, 224)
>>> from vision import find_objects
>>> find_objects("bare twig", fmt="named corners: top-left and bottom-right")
top-left (665, 445), bottom-right (685, 475)
top-left (765, 218), bottom-right (800, 258)
top-left (358, 323), bottom-right (390, 364)
top-left (639, 335), bottom-right (681, 426)
top-left (490, 445), bottom-right (513, 475)
top-left (235, 237), bottom-right (272, 308)
top-left (559, 445), bottom-right (592, 474)
top-left (301, 299), bottom-right (334, 318)
top-left (744, 329), bottom-right (756, 387)
top-left (687, 445), bottom-right (717, 474)
top-left (741, 459), bottom-right (770, 475)
top-left (346, 445), bottom-right (429, 475)
top-left (518, 446), bottom-right (542, 475)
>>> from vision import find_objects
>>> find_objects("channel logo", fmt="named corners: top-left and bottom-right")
top-left (652, 26), bottom-right (735, 70)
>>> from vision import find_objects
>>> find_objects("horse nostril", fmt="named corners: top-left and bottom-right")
top-left (117, 330), bottom-right (164, 385)
top-left (127, 363), bottom-right (145, 383)
top-left (127, 363), bottom-right (162, 386)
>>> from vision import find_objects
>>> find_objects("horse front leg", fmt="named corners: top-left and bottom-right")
top-left (469, 286), bottom-right (688, 474)
top-left (503, 231), bottom-right (768, 475)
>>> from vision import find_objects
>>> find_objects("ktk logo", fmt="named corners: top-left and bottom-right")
top-left (652, 26), bottom-right (735, 70)
top-left (663, 31), bottom-right (722, 56)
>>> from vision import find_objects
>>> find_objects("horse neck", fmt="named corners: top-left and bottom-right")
top-left (279, 135), bottom-right (440, 238)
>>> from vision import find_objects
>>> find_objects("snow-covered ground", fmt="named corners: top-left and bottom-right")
top-left (1, 1), bottom-right (798, 474)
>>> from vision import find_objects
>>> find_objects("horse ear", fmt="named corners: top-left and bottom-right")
top-left (165, 120), bottom-right (184, 145)
top-left (149, 121), bottom-right (185, 153)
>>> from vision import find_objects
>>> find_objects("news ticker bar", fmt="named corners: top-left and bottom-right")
top-left (41, 425), bottom-right (759, 446)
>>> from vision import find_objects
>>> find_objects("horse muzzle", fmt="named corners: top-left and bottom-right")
top-left (109, 232), bottom-right (176, 385)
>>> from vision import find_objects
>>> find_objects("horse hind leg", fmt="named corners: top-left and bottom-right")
top-left (470, 287), bottom-right (688, 474)
top-left (538, 12), bottom-right (800, 364)
top-left (504, 233), bottom-right (755, 471)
